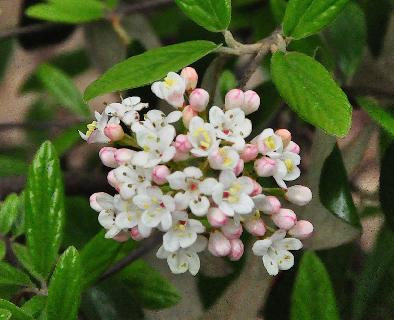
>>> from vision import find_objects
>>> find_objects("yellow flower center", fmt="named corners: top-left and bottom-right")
top-left (284, 159), bottom-right (294, 172)
top-left (219, 148), bottom-right (234, 168)
top-left (85, 121), bottom-right (97, 137)
top-left (194, 127), bottom-right (211, 150)
top-left (164, 77), bottom-right (175, 88)
top-left (264, 136), bottom-right (276, 150)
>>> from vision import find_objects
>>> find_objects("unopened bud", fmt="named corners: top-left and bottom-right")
top-left (254, 157), bottom-right (276, 177)
top-left (208, 231), bottom-right (231, 257)
top-left (221, 220), bottom-right (243, 240)
top-left (174, 134), bottom-right (192, 153)
top-left (130, 227), bottom-right (144, 241)
top-left (257, 195), bottom-right (281, 214)
top-left (189, 88), bottom-right (209, 112)
top-left (244, 218), bottom-right (266, 236)
top-left (152, 165), bottom-right (170, 185)
top-left (181, 67), bottom-right (198, 91)
top-left (249, 179), bottom-right (263, 196)
top-left (288, 220), bottom-right (313, 239)
top-left (99, 147), bottom-right (118, 168)
top-left (89, 192), bottom-right (105, 212)
top-left (225, 89), bottom-right (244, 110)
top-left (107, 170), bottom-right (120, 191)
top-left (172, 149), bottom-right (190, 162)
top-left (182, 105), bottom-right (197, 128)
top-left (286, 185), bottom-right (312, 206)
top-left (275, 129), bottom-right (291, 147)
top-left (241, 143), bottom-right (259, 162)
top-left (233, 159), bottom-right (244, 176)
top-left (104, 123), bottom-right (124, 141)
top-left (228, 239), bottom-right (244, 261)
top-left (207, 207), bottom-right (228, 227)
top-left (242, 90), bottom-right (260, 115)
top-left (114, 148), bottom-right (135, 165)
top-left (272, 208), bottom-right (297, 230)
top-left (285, 141), bottom-right (300, 154)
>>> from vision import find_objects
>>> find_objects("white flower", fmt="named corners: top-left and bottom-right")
top-left (209, 106), bottom-right (252, 150)
top-left (255, 128), bottom-right (283, 157)
top-left (167, 167), bottom-right (217, 216)
top-left (132, 124), bottom-right (176, 167)
top-left (163, 213), bottom-right (205, 252)
top-left (273, 152), bottom-right (301, 188)
top-left (188, 116), bottom-right (219, 157)
top-left (133, 187), bottom-right (175, 230)
top-left (208, 146), bottom-right (240, 170)
top-left (142, 109), bottom-right (182, 131)
top-left (156, 235), bottom-right (207, 275)
top-left (105, 96), bottom-right (148, 126)
top-left (90, 193), bottom-right (121, 238)
top-left (79, 111), bottom-right (114, 144)
top-left (212, 170), bottom-right (254, 216)
top-left (151, 72), bottom-right (186, 108)
top-left (252, 230), bottom-right (302, 276)
top-left (111, 165), bottom-right (152, 199)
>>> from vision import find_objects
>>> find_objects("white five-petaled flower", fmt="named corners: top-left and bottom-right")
top-left (111, 165), bottom-right (152, 199)
top-left (188, 116), bottom-right (219, 157)
top-left (79, 111), bottom-right (114, 144)
top-left (133, 187), bottom-right (175, 231)
top-left (163, 212), bottom-right (205, 252)
top-left (142, 109), bottom-right (182, 131)
top-left (208, 146), bottom-right (240, 170)
top-left (151, 72), bottom-right (186, 108)
top-left (105, 96), bottom-right (148, 126)
top-left (209, 106), bottom-right (252, 151)
top-left (252, 229), bottom-right (302, 276)
top-left (156, 235), bottom-right (207, 275)
top-left (212, 170), bottom-right (254, 217)
top-left (255, 128), bottom-right (283, 157)
top-left (167, 166), bottom-right (217, 216)
top-left (273, 152), bottom-right (301, 189)
top-left (132, 123), bottom-right (176, 167)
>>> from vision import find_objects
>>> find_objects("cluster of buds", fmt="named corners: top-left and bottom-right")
top-left (81, 67), bottom-right (314, 276)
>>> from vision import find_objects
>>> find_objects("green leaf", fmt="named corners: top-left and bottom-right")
top-left (380, 142), bottom-right (394, 230)
top-left (358, 97), bottom-right (394, 137)
top-left (0, 309), bottom-right (11, 320)
top-left (0, 262), bottom-right (33, 287)
top-left (22, 296), bottom-right (47, 318)
top-left (52, 124), bottom-right (85, 156)
top-left (26, 0), bottom-right (105, 24)
top-left (283, 0), bottom-right (350, 39)
top-left (12, 244), bottom-right (43, 282)
top-left (291, 251), bottom-right (339, 320)
top-left (25, 141), bottom-right (65, 279)
top-left (326, 2), bottom-right (366, 81)
top-left (118, 260), bottom-right (181, 309)
top-left (80, 231), bottom-right (122, 288)
top-left (46, 247), bottom-right (81, 320)
top-left (0, 241), bottom-right (5, 260)
top-left (174, 0), bottom-right (231, 32)
top-left (0, 156), bottom-right (28, 177)
top-left (0, 300), bottom-right (33, 320)
top-left (269, 0), bottom-right (287, 24)
top-left (271, 51), bottom-right (351, 137)
top-left (0, 39), bottom-right (14, 84)
top-left (0, 193), bottom-right (19, 234)
top-left (84, 40), bottom-right (220, 100)
top-left (36, 64), bottom-right (90, 117)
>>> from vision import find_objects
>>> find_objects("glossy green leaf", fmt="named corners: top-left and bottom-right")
top-left (0, 309), bottom-right (11, 320)
top-left (36, 64), bottom-right (90, 117)
top-left (84, 41), bottom-right (220, 100)
top-left (326, 2), bottom-right (366, 81)
top-left (80, 231), bottom-right (122, 288)
top-left (358, 97), bottom-right (394, 137)
top-left (269, 0), bottom-right (287, 24)
top-left (52, 124), bottom-right (85, 156)
top-left (283, 0), bottom-right (349, 39)
top-left (118, 260), bottom-right (181, 309)
top-left (25, 141), bottom-right (65, 279)
top-left (22, 296), bottom-right (47, 318)
top-left (46, 247), bottom-right (81, 320)
top-left (12, 244), bottom-right (43, 282)
top-left (291, 251), bottom-right (339, 320)
top-left (0, 157), bottom-right (28, 177)
top-left (380, 142), bottom-right (394, 230)
top-left (0, 193), bottom-right (19, 234)
top-left (271, 51), bottom-right (352, 136)
top-left (0, 300), bottom-right (33, 320)
top-left (0, 241), bottom-right (5, 260)
top-left (0, 262), bottom-right (33, 287)
top-left (0, 39), bottom-right (14, 84)
top-left (26, 0), bottom-right (105, 24)
top-left (175, 0), bottom-right (231, 32)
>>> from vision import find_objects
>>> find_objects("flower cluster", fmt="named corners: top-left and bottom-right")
top-left (82, 67), bottom-right (314, 276)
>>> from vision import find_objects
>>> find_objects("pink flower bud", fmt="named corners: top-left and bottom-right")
top-left (189, 88), bottom-right (209, 112)
top-left (114, 148), bottom-right (135, 165)
top-left (249, 179), bottom-right (263, 196)
top-left (174, 134), bottom-right (192, 153)
top-left (208, 231), bottom-right (231, 257)
top-left (130, 227), bottom-right (144, 241)
top-left (286, 141), bottom-right (300, 154)
top-left (228, 239), bottom-right (244, 261)
top-left (240, 144), bottom-right (259, 162)
top-left (233, 159), bottom-right (244, 176)
top-left (181, 67), bottom-right (198, 91)
top-left (272, 208), bottom-right (297, 230)
top-left (113, 231), bottom-right (129, 242)
top-left (242, 90), bottom-right (260, 115)
top-left (288, 220), bottom-right (314, 239)
top-left (244, 218), bottom-right (266, 236)
top-left (172, 149), bottom-right (190, 162)
top-left (207, 207), bottom-right (228, 227)
top-left (258, 196), bottom-right (281, 214)
top-left (254, 157), bottom-right (276, 177)
top-left (221, 220), bottom-right (243, 240)
top-left (99, 147), bottom-right (118, 168)
top-left (275, 129), bottom-right (291, 147)
top-left (89, 192), bottom-right (104, 211)
top-left (182, 105), bottom-right (198, 128)
top-left (104, 123), bottom-right (124, 141)
top-left (225, 89), bottom-right (245, 110)
top-left (286, 185), bottom-right (312, 206)
top-left (152, 165), bottom-right (170, 185)
top-left (107, 170), bottom-right (120, 191)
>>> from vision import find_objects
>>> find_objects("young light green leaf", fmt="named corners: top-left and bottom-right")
top-left (0, 240), bottom-right (5, 260)
top-left (84, 40), bottom-right (220, 100)
top-left (326, 2), bottom-right (366, 81)
top-left (25, 141), bottom-right (65, 279)
top-left (80, 230), bottom-right (122, 288)
top-left (358, 97), bottom-right (394, 137)
top-left (46, 247), bottom-right (82, 320)
top-left (0, 262), bottom-right (33, 287)
top-left (0, 309), bottom-right (11, 320)
top-left (0, 300), bottom-right (33, 320)
top-left (291, 251), bottom-right (339, 320)
top-left (380, 142), bottom-right (394, 230)
top-left (0, 193), bottom-right (19, 234)
top-left (36, 64), bottom-right (90, 117)
top-left (283, 0), bottom-right (349, 39)
top-left (174, 0), bottom-right (231, 32)
top-left (0, 156), bottom-right (28, 177)
top-left (271, 51), bottom-right (351, 137)
top-left (22, 296), bottom-right (47, 318)
top-left (26, 0), bottom-right (105, 24)
top-left (12, 243), bottom-right (43, 282)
